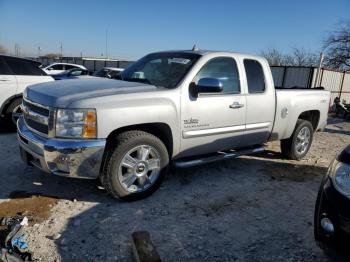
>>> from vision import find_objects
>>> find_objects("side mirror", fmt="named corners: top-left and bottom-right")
top-left (190, 78), bottom-right (223, 97)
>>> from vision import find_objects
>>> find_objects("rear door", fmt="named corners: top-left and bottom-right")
top-left (0, 57), bottom-right (17, 114)
top-left (243, 59), bottom-right (275, 145)
top-left (180, 56), bottom-right (246, 157)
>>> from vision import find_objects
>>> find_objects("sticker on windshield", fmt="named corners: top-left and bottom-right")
top-left (169, 58), bottom-right (191, 64)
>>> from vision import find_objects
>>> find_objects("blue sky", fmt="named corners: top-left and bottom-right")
top-left (0, 0), bottom-right (349, 60)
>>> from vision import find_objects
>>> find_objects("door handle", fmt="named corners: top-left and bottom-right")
top-left (229, 102), bottom-right (244, 109)
top-left (0, 79), bottom-right (10, 82)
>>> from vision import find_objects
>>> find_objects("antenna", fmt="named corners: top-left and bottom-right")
top-left (192, 44), bottom-right (198, 51)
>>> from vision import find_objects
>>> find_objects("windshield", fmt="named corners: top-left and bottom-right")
top-left (119, 52), bottom-right (200, 89)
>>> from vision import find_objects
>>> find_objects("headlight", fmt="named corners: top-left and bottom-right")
top-left (329, 159), bottom-right (350, 198)
top-left (56, 109), bottom-right (97, 138)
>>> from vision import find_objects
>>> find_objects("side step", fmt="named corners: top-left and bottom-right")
top-left (173, 146), bottom-right (265, 168)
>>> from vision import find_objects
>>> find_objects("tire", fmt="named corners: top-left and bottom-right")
top-left (281, 119), bottom-right (313, 160)
top-left (5, 98), bottom-right (22, 128)
top-left (102, 130), bottom-right (169, 201)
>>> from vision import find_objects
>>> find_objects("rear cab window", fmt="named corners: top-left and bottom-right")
top-left (244, 59), bottom-right (265, 93)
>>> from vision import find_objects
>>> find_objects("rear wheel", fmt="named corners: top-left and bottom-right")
top-left (102, 130), bottom-right (169, 201)
top-left (281, 119), bottom-right (313, 160)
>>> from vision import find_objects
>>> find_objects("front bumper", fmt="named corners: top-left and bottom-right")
top-left (315, 175), bottom-right (350, 245)
top-left (17, 116), bottom-right (106, 179)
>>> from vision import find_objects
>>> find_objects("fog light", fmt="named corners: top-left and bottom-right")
top-left (321, 217), bottom-right (334, 235)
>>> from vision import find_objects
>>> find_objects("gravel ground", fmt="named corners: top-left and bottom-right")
top-left (0, 117), bottom-right (350, 262)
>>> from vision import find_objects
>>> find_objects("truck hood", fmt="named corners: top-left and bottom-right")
top-left (25, 78), bottom-right (158, 108)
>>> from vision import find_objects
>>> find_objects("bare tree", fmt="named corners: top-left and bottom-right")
top-left (261, 47), bottom-right (318, 66)
top-left (43, 53), bottom-right (61, 59)
top-left (323, 21), bottom-right (350, 71)
top-left (260, 48), bottom-right (284, 66)
top-left (0, 44), bottom-right (7, 54)
top-left (289, 47), bottom-right (318, 66)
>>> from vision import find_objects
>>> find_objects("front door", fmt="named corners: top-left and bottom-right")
top-left (180, 56), bottom-right (246, 157)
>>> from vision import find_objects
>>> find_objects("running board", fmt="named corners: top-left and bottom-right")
top-left (173, 146), bottom-right (265, 168)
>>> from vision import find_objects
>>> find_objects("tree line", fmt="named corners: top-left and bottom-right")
top-left (261, 21), bottom-right (350, 71)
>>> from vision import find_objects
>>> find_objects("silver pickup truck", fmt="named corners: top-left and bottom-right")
top-left (17, 50), bottom-right (330, 200)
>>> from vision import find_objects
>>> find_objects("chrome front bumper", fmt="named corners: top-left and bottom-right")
top-left (17, 117), bottom-right (106, 179)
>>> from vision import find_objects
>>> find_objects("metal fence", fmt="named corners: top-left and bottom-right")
top-left (271, 66), bottom-right (350, 103)
top-left (35, 57), bottom-right (134, 72)
top-left (32, 58), bottom-right (350, 104)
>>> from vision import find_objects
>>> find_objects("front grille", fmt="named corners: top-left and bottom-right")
top-left (23, 100), bottom-right (49, 117)
top-left (23, 99), bottom-right (50, 136)
top-left (25, 118), bottom-right (49, 134)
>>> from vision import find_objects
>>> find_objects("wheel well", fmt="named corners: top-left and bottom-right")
top-left (0, 94), bottom-right (22, 116)
top-left (106, 123), bottom-right (174, 157)
top-left (298, 110), bottom-right (320, 131)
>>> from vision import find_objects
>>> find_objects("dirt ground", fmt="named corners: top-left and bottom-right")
top-left (0, 117), bottom-right (350, 262)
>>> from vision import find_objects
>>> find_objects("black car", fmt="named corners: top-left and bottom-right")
top-left (314, 144), bottom-right (350, 256)
top-left (52, 68), bottom-right (90, 80)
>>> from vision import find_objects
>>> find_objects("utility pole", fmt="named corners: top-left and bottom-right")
top-left (315, 52), bottom-right (324, 87)
top-left (60, 42), bottom-right (63, 57)
top-left (14, 43), bottom-right (20, 56)
top-left (38, 45), bottom-right (41, 58)
top-left (105, 29), bottom-right (108, 59)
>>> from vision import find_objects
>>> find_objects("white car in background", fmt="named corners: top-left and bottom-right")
top-left (42, 63), bottom-right (87, 75)
top-left (0, 55), bottom-right (54, 127)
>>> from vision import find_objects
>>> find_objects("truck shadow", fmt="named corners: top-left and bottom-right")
top-left (0, 131), bottom-right (345, 261)
top-left (38, 157), bottom-right (342, 262)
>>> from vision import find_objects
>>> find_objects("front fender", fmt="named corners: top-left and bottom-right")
top-left (96, 96), bottom-right (180, 156)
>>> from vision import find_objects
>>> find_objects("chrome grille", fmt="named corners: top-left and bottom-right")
top-left (22, 98), bottom-right (51, 136)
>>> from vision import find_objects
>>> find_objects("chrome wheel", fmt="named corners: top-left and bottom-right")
top-left (11, 104), bottom-right (22, 124)
top-left (118, 145), bottom-right (161, 193)
top-left (295, 126), bottom-right (311, 155)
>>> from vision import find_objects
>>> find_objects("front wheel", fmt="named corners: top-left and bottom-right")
top-left (4, 98), bottom-right (22, 128)
top-left (281, 119), bottom-right (314, 160)
top-left (102, 131), bottom-right (169, 201)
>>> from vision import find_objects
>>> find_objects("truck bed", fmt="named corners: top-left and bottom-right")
top-left (270, 88), bottom-right (330, 141)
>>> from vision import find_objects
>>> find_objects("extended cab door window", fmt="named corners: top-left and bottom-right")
top-left (194, 57), bottom-right (240, 94)
top-left (244, 59), bottom-right (265, 93)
